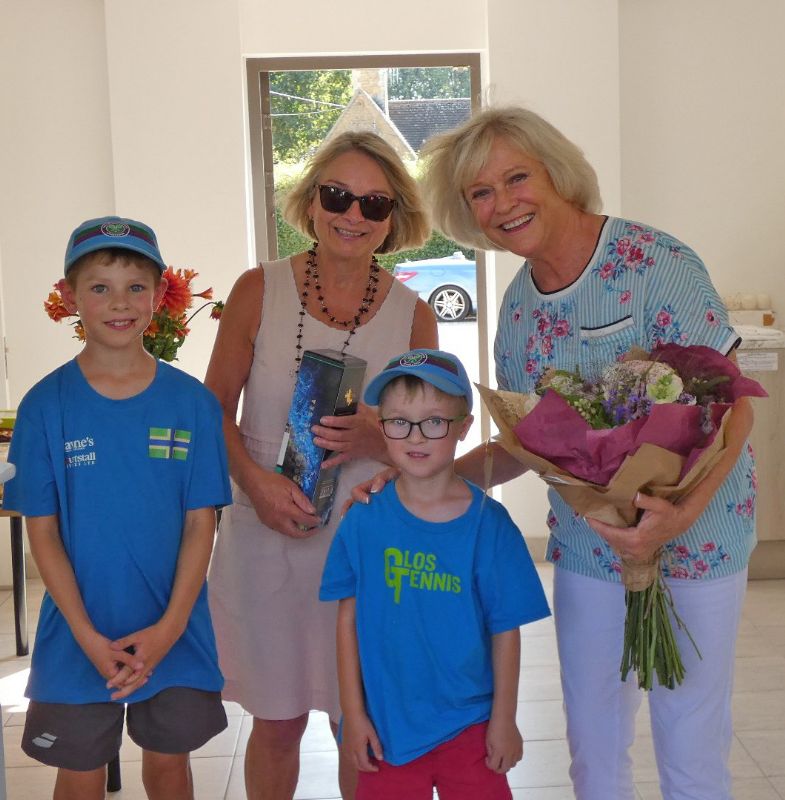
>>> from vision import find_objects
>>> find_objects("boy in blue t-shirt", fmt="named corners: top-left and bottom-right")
top-left (3, 216), bottom-right (231, 800)
top-left (320, 349), bottom-right (550, 800)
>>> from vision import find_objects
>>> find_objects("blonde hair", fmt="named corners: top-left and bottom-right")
top-left (420, 106), bottom-right (602, 251)
top-left (283, 131), bottom-right (430, 254)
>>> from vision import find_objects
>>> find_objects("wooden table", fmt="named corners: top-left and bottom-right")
top-left (0, 509), bottom-right (28, 657)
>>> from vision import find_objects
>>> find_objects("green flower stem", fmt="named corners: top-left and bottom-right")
top-left (184, 301), bottom-right (220, 325)
top-left (621, 572), bottom-right (702, 690)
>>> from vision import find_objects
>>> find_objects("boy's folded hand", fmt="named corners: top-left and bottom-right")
top-left (485, 717), bottom-right (523, 774)
top-left (78, 629), bottom-right (145, 688)
top-left (342, 711), bottom-right (384, 772)
top-left (106, 621), bottom-right (179, 700)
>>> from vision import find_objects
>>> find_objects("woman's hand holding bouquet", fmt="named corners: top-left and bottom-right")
top-left (478, 343), bottom-right (766, 690)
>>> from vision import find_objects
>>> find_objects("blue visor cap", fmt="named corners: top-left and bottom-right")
top-left (64, 216), bottom-right (166, 275)
top-left (363, 349), bottom-right (473, 412)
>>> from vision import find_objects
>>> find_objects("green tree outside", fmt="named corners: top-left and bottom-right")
top-left (387, 66), bottom-right (470, 100)
top-left (270, 70), bottom-right (352, 163)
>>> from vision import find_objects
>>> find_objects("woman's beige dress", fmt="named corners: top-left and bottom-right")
top-left (208, 258), bottom-right (418, 721)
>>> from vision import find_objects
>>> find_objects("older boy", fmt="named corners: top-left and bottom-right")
top-left (4, 216), bottom-right (231, 800)
top-left (320, 349), bottom-right (550, 799)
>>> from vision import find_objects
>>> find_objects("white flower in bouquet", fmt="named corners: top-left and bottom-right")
top-left (603, 360), bottom-right (684, 404)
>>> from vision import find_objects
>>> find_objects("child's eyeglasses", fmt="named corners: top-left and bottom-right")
top-left (317, 184), bottom-right (396, 222)
top-left (380, 416), bottom-right (466, 440)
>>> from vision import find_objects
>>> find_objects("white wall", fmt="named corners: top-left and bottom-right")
top-left (619, 0), bottom-right (785, 304)
top-left (238, 0), bottom-right (486, 54)
top-left (0, 0), bottom-right (116, 407)
top-left (102, 0), bottom-right (248, 380)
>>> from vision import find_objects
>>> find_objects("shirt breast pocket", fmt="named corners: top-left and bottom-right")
top-left (579, 316), bottom-right (638, 380)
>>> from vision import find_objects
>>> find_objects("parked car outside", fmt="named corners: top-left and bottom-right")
top-left (393, 252), bottom-right (477, 322)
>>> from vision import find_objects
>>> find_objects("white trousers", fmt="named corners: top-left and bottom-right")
top-left (553, 566), bottom-right (747, 800)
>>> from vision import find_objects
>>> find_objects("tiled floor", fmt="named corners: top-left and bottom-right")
top-left (1, 566), bottom-right (784, 799)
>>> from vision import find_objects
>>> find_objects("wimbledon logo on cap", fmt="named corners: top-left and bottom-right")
top-left (399, 352), bottom-right (428, 368)
top-left (101, 222), bottom-right (131, 237)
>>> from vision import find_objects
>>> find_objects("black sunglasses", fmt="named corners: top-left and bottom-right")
top-left (317, 184), bottom-right (396, 222)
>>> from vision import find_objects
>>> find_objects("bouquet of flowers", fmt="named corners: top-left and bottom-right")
top-left (478, 343), bottom-right (766, 690)
top-left (44, 267), bottom-right (223, 362)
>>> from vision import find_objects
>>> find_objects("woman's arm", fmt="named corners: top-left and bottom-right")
top-left (205, 267), bottom-right (320, 536)
top-left (409, 298), bottom-right (438, 349)
top-left (455, 441), bottom-right (528, 488)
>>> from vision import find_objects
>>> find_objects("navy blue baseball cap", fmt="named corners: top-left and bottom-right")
top-left (64, 216), bottom-right (167, 275)
top-left (364, 349), bottom-right (473, 412)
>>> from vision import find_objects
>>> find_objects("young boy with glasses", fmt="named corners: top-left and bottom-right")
top-left (319, 349), bottom-right (550, 800)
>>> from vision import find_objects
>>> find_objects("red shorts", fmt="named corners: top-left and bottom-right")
top-left (356, 721), bottom-right (512, 800)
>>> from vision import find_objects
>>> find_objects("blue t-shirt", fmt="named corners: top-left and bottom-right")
top-left (3, 359), bottom-right (232, 704)
top-left (494, 216), bottom-right (756, 582)
top-left (319, 481), bottom-right (550, 766)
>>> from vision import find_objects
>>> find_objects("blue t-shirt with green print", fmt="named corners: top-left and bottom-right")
top-left (319, 480), bottom-right (550, 766)
top-left (4, 358), bottom-right (231, 703)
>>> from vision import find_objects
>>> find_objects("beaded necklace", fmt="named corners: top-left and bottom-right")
top-left (293, 242), bottom-right (380, 374)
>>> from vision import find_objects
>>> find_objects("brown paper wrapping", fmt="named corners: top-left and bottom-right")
top-left (476, 383), bottom-right (729, 529)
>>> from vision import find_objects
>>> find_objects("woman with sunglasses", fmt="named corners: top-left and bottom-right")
top-left (205, 131), bottom-right (437, 800)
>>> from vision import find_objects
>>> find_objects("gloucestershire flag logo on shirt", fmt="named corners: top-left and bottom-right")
top-left (149, 427), bottom-right (191, 460)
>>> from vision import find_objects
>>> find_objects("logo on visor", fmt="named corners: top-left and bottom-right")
top-left (101, 222), bottom-right (131, 237)
top-left (400, 353), bottom-right (427, 368)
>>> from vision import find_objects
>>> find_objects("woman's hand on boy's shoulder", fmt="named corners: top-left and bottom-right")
top-left (341, 466), bottom-right (400, 517)
top-left (342, 710), bottom-right (384, 772)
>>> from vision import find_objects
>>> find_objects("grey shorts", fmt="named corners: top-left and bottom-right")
top-left (22, 687), bottom-right (227, 771)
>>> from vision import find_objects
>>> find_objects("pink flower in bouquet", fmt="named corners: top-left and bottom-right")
top-left (512, 344), bottom-right (766, 489)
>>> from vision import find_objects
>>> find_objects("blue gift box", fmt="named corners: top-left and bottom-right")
top-left (276, 349), bottom-right (367, 526)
